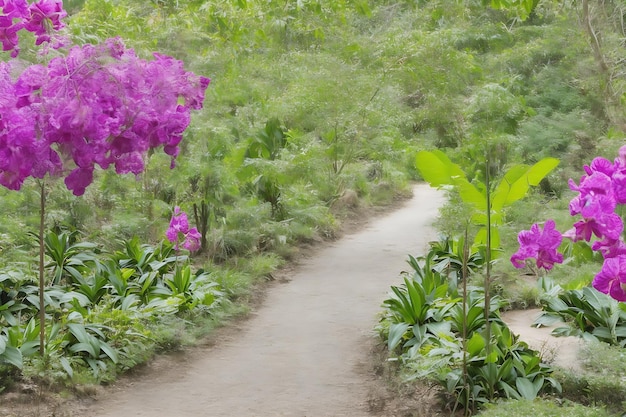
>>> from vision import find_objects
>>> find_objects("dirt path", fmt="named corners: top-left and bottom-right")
top-left (501, 308), bottom-right (584, 372)
top-left (72, 184), bottom-right (445, 417)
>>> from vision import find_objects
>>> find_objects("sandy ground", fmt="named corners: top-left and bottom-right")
top-left (75, 183), bottom-right (445, 417)
top-left (501, 308), bottom-right (584, 372)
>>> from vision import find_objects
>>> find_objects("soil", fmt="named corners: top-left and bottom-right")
top-left (501, 308), bottom-right (584, 372)
top-left (0, 184), bottom-right (583, 417)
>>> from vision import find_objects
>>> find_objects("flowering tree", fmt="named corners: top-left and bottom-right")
top-left (511, 145), bottom-right (626, 302)
top-left (1, 0), bottom-right (210, 354)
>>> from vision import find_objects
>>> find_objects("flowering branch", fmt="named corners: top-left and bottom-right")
top-left (167, 206), bottom-right (201, 253)
top-left (511, 145), bottom-right (626, 302)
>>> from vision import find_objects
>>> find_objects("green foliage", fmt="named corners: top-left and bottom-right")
top-left (536, 280), bottom-right (626, 347)
top-left (0, 232), bottom-right (225, 383)
top-left (43, 229), bottom-right (98, 286)
top-left (378, 244), bottom-right (559, 413)
top-left (478, 398), bottom-right (614, 417)
top-left (416, 150), bottom-right (559, 253)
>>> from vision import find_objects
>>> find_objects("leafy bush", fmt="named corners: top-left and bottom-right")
top-left (536, 280), bottom-right (626, 346)
top-left (378, 247), bottom-right (559, 413)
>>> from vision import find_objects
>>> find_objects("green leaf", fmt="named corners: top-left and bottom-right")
top-left (69, 342), bottom-right (97, 358)
top-left (452, 177), bottom-right (486, 210)
top-left (60, 357), bottom-right (73, 379)
top-left (466, 332), bottom-right (486, 356)
top-left (491, 164), bottom-right (529, 211)
top-left (0, 346), bottom-right (22, 369)
top-left (415, 150), bottom-right (465, 187)
top-left (516, 377), bottom-right (541, 400)
top-left (474, 226), bottom-right (500, 249)
top-left (387, 322), bottom-right (410, 351)
top-left (527, 158), bottom-right (559, 186)
top-left (99, 342), bottom-right (119, 363)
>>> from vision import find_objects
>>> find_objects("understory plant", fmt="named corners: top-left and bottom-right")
top-left (0, 208), bottom-right (222, 383)
top-left (378, 244), bottom-right (560, 414)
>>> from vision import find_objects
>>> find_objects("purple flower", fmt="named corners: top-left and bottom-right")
top-left (0, 37), bottom-right (209, 196)
top-left (592, 237), bottom-right (626, 259)
top-left (1, 0), bottom-right (62, 56)
top-left (584, 157), bottom-right (615, 177)
top-left (565, 211), bottom-right (623, 242)
top-left (24, 0), bottom-right (66, 45)
top-left (510, 219), bottom-right (564, 270)
top-left (182, 227), bottom-right (201, 252)
top-left (166, 206), bottom-right (201, 252)
top-left (593, 255), bottom-right (626, 302)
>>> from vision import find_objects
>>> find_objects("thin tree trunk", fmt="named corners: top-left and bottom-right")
top-left (582, 0), bottom-right (609, 74)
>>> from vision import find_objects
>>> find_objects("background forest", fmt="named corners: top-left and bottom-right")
top-left (2, 0), bottom-right (626, 415)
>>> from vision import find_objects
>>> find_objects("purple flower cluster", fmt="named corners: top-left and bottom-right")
top-left (567, 148), bottom-right (626, 301)
top-left (510, 219), bottom-right (563, 271)
top-left (511, 145), bottom-right (626, 301)
top-left (0, 37), bottom-right (210, 195)
top-left (1, 0), bottom-right (65, 57)
top-left (166, 206), bottom-right (201, 252)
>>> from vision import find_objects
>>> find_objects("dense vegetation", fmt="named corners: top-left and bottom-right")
top-left (2, 0), bottom-right (626, 415)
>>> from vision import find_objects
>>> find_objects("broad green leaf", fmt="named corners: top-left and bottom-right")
top-left (415, 150), bottom-right (465, 187)
top-left (474, 226), bottom-right (500, 249)
top-left (516, 377), bottom-right (540, 400)
top-left (69, 342), bottom-right (97, 358)
top-left (499, 380), bottom-right (522, 399)
top-left (466, 332), bottom-right (486, 356)
top-left (452, 178), bottom-right (486, 210)
top-left (60, 357), bottom-right (73, 378)
top-left (388, 322), bottom-right (410, 351)
top-left (0, 346), bottom-right (22, 369)
top-left (527, 158), bottom-right (559, 186)
top-left (491, 164), bottom-right (529, 211)
top-left (19, 341), bottom-right (39, 357)
top-left (100, 342), bottom-right (119, 363)
top-left (67, 323), bottom-right (91, 344)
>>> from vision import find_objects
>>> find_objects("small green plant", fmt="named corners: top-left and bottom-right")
top-left (43, 229), bottom-right (98, 286)
top-left (536, 280), bottom-right (626, 346)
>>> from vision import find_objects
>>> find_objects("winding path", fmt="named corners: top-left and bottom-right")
top-left (85, 184), bottom-right (444, 417)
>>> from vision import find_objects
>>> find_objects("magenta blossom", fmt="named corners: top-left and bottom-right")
top-left (24, 0), bottom-right (65, 45)
top-left (593, 255), bottom-right (626, 302)
top-left (564, 212), bottom-right (623, 242)
top-left (511, 219), bottom-right (564, 270)
top-left (0, 38), bottom-right (210, 195)
top-left (1, 0), bottom-right (65, 56)
top-left (592, 237), bottom-right (626, 259)
top-left (167, 206), bottom-right (201, 252)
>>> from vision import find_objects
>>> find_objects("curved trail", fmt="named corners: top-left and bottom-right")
top-left (85, 184), bottom-right (444, 417)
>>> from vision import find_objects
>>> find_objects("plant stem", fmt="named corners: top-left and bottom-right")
top-left (462, 226), bottom-right (470, 416)
top-left (485, 155), bottom-right (492, 358)
top-left (38, 180), bottom-right (46, 356)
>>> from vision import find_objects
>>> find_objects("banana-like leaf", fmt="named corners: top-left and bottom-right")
top-left (492, 158), bottom-right (559, 211)
top-left (452, 177), bottom-right (486, 210)
top-left (415, 150), bottom-right (466, 187)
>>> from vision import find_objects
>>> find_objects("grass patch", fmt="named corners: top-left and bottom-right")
top-left (477, 398), bottom-right (616, 417)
